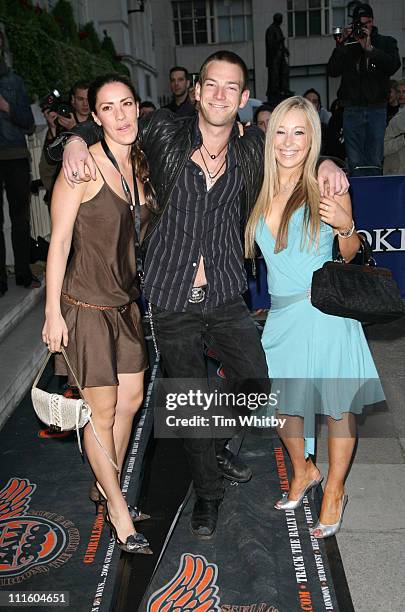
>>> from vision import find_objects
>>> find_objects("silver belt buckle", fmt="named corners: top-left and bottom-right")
top-left (188, 287), bottom-right (206, 303)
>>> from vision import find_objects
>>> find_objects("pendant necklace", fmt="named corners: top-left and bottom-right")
top-left (199, 148), bottom-right (226, 187)
top-left (279, 179), bottom-right (298, 193)
top-left (201, 140), bottom-right (229, 160)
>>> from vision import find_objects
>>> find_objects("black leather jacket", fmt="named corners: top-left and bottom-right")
top-left (51, 109), bottom-right (265, 242)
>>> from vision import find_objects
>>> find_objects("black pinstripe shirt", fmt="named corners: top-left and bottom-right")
top-left (143, 124), bottom-right (247, 312)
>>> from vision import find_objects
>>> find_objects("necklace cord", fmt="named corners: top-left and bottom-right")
top-left (201, 140), bottom-right (229, 160)
top-left (101, 139), bottom-right (144, 284)
top-left (199, 147), bottom-right (227, 183)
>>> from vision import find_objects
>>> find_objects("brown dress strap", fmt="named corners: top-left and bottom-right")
top-left (90, 153), bottom-right (108, 184)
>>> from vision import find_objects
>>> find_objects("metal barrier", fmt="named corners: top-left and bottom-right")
top-left (29, 130), bottom-right (51, 240)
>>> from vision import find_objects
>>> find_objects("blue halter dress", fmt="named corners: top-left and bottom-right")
top-left (255, 207), bottom-right (384, 456)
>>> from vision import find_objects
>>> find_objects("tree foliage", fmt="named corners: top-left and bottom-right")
top-left (52, 0), bottom-right (78, 45)
top-left (0, 2), bottom-right (129, 101)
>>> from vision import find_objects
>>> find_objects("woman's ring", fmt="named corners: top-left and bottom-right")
top-left (72, 170), bottom-right (79, 178)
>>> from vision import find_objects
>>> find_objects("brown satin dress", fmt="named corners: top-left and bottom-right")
top-left (55, 178), bottom-right (149, 388)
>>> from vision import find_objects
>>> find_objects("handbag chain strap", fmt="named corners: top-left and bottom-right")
top-left (33, 348), bottom-right (119, 473)
top-left (147, 302), bottom-right (160, 359)
top-left (33, 347), bottom-right (85, 399)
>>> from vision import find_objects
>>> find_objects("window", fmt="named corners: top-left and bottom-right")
top-left (287, 0), bottom-right (330, 37)
top-left (172, 0), bottom-right (252, 46)
top-left (145, 73), bottom-right (152, 98)
top-left (216, 0), bottom-right (252, 43)
top-left (172, 1), bottom-right (215, 45)
top-left (247, 68), bottom-right (255, 97)
top-left (289, 64), bottom-right (329, 107)
top-left (331, 0), bottom-right (360, 29)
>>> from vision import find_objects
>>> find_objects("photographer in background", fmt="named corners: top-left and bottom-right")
top-left (327, 3), bottom-right (400, 176)
top-left (39, 81), bottom-right (90, 204)
top-left (0, 31), bottom-right (37, 296)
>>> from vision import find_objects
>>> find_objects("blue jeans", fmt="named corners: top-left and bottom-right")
top-left (343, 106), bottom-right (387, 176)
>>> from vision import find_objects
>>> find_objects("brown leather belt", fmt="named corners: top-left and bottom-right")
top-left (62, 292), bottom-right (130, 313)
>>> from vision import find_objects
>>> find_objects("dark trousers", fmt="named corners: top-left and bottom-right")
top-left (0, 158), bottom-right (31, 281)
top-left (152, 296), bottom-right (269, 500)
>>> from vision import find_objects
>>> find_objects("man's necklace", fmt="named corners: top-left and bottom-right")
top-left (199, 148), bottom-right (227, 186)
top-left (201, 140), bottom-right (229, 160)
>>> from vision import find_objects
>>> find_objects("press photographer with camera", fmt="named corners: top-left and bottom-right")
top-left (327, 3), bottom-right (400, 176)
top-left (39, 81), bottom-right (90, 202)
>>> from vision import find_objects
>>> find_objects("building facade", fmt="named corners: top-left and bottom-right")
top-left (39, 0), bottom-right (159, 104)
top-left (151, 0), bottom-right (405, 109)
top-left (35, 1), bottom-right (405, 109)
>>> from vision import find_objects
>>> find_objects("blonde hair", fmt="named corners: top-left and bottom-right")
top-left (245, 96), bottom-right (322, 256)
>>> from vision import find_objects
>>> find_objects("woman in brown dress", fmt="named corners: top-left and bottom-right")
top-left (42, 74), bottom-right (154, 554)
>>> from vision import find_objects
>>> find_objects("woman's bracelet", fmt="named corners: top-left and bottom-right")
top-left (337, 219), bottom-right (355, 238)
top-left (65, 136), bottom-right (86, 147)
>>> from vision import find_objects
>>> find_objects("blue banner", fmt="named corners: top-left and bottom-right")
top-left (351, 175), bottom-right (405, 297)
top-left (246, 175), bottom-right (405, 307)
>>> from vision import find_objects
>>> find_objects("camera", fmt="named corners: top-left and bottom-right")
top-left (350, 18), bottom-right (367, 40)
top-left (332, 18), bottom-right (367, 46)
top-left (332, 26), bottom-right (344, 43)
top-left (39, 89), bottom-right (73, 118)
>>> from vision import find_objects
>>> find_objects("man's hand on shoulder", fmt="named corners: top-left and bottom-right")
top-left (318, 159), bottom-right (349, 196)
top-left (62, 137), bottom-right (96, 188)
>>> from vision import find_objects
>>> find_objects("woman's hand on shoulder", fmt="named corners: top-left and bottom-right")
top-left (318, 192), bottom-right (353, 231)
top-left (42, 312), bottom-right (68, 353)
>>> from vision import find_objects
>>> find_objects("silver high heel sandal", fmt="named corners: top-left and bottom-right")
top-left (310, 494), bottom-right (348, 539)
top-left (274, 475), bottom-right (324, 510)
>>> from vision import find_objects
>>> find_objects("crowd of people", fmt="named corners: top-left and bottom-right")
top-left (263, 3), bottom-right (403, 176)
top-left (0, 0), bottom-right (399, 568)
top-left (38, 40), bottom-right (387, 554)
top-left (0, 1), bottom-right (403, 303)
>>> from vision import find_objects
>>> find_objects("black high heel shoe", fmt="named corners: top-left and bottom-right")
top-left (89, 481), bottom-right (150, 522)
top-left (89, 481), bottom-right (106, 514)
top-left (104, 507), bottom-right (153, 555)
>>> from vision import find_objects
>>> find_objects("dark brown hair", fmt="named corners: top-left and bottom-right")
top-left (88, 73), bottom-right (157, 212)
top-left (198, 50), bottom-right (249, 92)
top-left (169, 66), bottom-right (189, 80)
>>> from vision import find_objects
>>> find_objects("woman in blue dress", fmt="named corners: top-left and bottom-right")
top-left (245, 96), bottom-right (384, 538)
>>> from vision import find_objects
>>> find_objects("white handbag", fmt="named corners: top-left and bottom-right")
top-left (31, 347), bottom-right (118, 471)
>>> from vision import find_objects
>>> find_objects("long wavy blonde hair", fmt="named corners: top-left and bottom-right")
top-left (245, 96), bottom-right (322, 256)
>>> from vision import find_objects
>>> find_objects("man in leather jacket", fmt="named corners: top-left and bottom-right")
top-left (327, 3), bottom-right (400, 175)
top-left (50, 51), bottom-right (347, 539)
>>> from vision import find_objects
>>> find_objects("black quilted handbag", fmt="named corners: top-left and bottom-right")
top-left (311, 235), bottom-right (405, 324)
